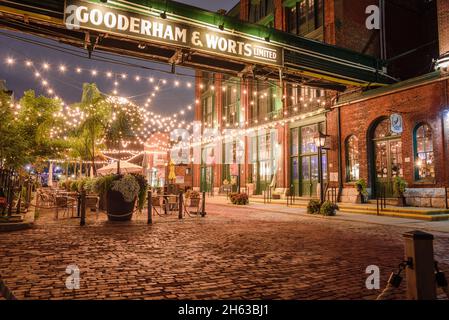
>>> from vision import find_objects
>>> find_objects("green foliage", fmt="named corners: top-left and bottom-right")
top-left (70, 84), bottom-right (110, 168)
top-left (393, 176), bottom-right (407, 196)
top-left (70, 181), bottom-right (79, 192)
top-left (354, 179), bottom-right (368, 196)
top-left (111, 175), bottom-right (140, 203)
top-left (320, 201), bottom-right (339, 216)
top-left (130, 173), bottom-right (148, 210)
top-left (0, 90), bottom-right (27, 168)
top-left (229, 193), bottom-right (249, 205)
top-left (307, 199), bottom-right (321, 214)
top-left (93, 174), bottom-right (117, 197)
top-left (15, 90), bottom-right (69, 164)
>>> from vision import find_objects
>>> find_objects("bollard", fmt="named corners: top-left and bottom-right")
top-left (147, 190), bottom-right (153, 224)
top-left (201, 191), bottom-right (207, 217)
top-left (80, 190), bottom-right (86, 226)
top-left (403, 230), bottom-right (437, 300)
top-left (178, 192), bottom-right (183, 219)
top-left (77, 193), bottom-right (81, 218)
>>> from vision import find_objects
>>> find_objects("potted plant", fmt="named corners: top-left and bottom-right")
top-left (320, 201), bottom-right (339, 216)
top-left (354, 179), bottom-right (368, 204)
top-left (307, 199), bottom-right (321, 214)
top-left (393, 176), bottom-right (407, 207)
top-left (186, 190), bottom-right (201, 207)
top-left (107, 174), bottom-right (140, 221)
top-left (229, 193), bottom-right (249, 205)
top-left (130, 173), bottom-right (148, 213)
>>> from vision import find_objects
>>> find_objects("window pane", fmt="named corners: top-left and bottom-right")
top-left (301, 125), bottom-right (318, 154)
top-left (415, 124), bottom-right (435, 180)
top-left (346, 136), bottom-right (360, 181)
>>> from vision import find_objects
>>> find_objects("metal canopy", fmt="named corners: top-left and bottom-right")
top-left (0, 0), bottom-right (395, 91)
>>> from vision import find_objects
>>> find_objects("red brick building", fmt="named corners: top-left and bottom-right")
top-left (193, 0), bottom-right (448, 208)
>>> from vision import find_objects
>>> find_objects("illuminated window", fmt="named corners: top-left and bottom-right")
top-left (346, 135), bottom-right (360, 182)
top-left (414, 124), bottom-right (435, 181)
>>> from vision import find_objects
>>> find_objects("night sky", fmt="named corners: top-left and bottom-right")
top-left (0, 0), bottom-right (239, 119)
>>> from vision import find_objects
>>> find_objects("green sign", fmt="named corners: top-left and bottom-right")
top-left (64, 0), bottom-right (284, 67)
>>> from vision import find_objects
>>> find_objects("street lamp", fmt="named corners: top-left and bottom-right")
top-left (314, 131), bottom-right (330, 204)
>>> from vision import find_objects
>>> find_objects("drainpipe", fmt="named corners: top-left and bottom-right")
top-left (379, 0), bottom-right (387, 61)
top-left (443, 79), bottom-right (449, 186)
top-left (336, 95), bottom-right (343, 202)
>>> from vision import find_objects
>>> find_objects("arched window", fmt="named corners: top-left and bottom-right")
top-left (346, 135), bottom-right (360, 181)
top-left (414, 124), bottom-right (435, 181)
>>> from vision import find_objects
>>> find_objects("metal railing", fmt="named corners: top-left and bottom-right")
top-left (286, 185), bottom-right (296, 206)
top-left (326, 187), bottom-right (338, 204)
top-left (377, 184), bottom-right (387, 215)
top-left (0, 169), bottom-right (34, 218)
top-left (263, 186), bottom-right (272, 204)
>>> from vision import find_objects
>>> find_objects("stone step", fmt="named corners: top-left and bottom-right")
top-left (338, 208), bottom-right (449, 221)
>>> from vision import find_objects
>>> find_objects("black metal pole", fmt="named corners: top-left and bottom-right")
top-left (147, 190), bottom-right (153, 224)
top-left (80, 190), bottom-right (86, 226)
top-left (201, 191), bottom-right (206, 217)
top-left (318, 146), bottom-right (324, 204)
top-left (178, 191), bottom-right (183, 219)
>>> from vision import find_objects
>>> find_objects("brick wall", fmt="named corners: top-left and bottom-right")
top-left (438, 0), bottom-right (449, 54)
top-left (327, 78), bottom-right (449, 196)
top-left (333, 0), bottom-right (380, 57)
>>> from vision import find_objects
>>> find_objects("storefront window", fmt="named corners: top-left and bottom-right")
top-left (346, 135), bottom-right (360, 182)
top-left (414, 124), bottom-right (435, 181)
top-left (222, 79), bottom-right (240, 126)
top-left (301, 125), bottom-right (318, 154)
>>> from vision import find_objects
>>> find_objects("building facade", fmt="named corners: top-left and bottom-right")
top-left (193, 0), bottom-right (449, 208)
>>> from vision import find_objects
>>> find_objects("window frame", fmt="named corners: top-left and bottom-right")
top-left (413, 123), bottom-right (435, 182)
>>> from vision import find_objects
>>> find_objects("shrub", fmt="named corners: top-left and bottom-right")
top-left (320, 201), bottom-right (339, 216)
top-left (307, 199), bottom-right (321, 214)
top-left (70, 181), bottom-right (79, 192)
top-left (393, 176), bottom-right (407, 196)
top-left (229, 193), bottom-right (249, 205)
top-left (354, 179), bottom-right (368, 196)
top-left (111, 175), bottom-right (140, 203)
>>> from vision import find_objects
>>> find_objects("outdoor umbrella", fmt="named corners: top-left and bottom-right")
top-left (97, 161), bottom-right (143, 175)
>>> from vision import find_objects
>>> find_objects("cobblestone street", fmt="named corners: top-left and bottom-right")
top-left (1, 204), bottom-right (448, 300)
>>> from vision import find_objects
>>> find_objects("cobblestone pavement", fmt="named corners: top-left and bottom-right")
top-left (0, 203), bottom-right (448, 300)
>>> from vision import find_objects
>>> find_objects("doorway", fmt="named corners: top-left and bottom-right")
top-left (371, 118), bottom-right (403, 198)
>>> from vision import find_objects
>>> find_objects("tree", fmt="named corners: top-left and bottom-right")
top-left (104, 97), bottom-right (143, 174)
top-left (72, 83), bottom-right (111, 175)
top-left (0, 91), bottom-right (29, 169)
top-left (15, 90), bottom-right (69, 172)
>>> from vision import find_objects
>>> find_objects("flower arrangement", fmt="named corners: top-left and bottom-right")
top-left (229, 193), bottom-right (249, 205)
top-left (223, 179), bottom-right (230, 185)
top-left (111, 174), bottom-right (140, 203)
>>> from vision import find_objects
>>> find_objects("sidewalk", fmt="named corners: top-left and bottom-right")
top-left (206, 196), bottom-right (449, 234)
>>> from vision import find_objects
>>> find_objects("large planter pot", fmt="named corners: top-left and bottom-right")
top-left (397, 195), bottom-right (407, 207)
top-left (356, 193), bottom-right (365, 204)
top-left (106, 190), bottom-right (135, 221)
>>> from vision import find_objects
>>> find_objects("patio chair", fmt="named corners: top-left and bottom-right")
top-left (55, 196), bottom-right (77, 219)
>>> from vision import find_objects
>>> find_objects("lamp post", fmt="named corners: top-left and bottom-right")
top-left (314, 131), bottom-right (329, 204)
